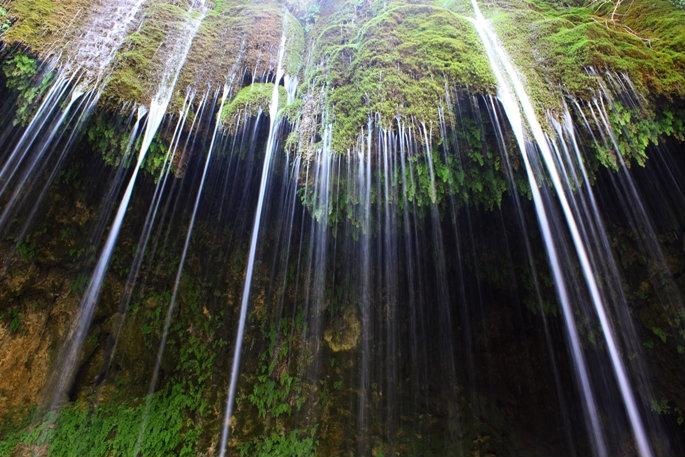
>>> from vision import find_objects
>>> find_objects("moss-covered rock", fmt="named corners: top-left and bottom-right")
top-left (221, 82), bottom-right (287, 129)
top-left (1, 0), bottom-right (92, 54)
top-left (302, 0), bottom-right (495, 152)
top-left (101, 1), bottom-right (198, 106)
top-left (175, 1), bottom-right (304, 103)
top-left (486, 0), bottom-right (685, 109)
top-left (323, 307), bottom-right (360, 352)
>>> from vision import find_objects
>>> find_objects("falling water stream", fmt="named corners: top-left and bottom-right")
top-left (0, 1), bottom-right (683, 456)
top-left (99, 92), bottom-right (195, 385)
top-left (136, 83), bottom-right (230, 450)
top-left (218, 19), bottom-right (289, 457)
top-left (470, 1), bottom-right (655, 456)
top-left (48, 0), bottom-right (207, 412)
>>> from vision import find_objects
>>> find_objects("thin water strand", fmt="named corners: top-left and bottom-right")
top-left (218, 18), bottom-right (288, 457)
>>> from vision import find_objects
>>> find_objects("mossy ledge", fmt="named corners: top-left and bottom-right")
top-left (220, 82), bottom-right (288, 132)
top-left (0, 0), bottom-right (683, 198)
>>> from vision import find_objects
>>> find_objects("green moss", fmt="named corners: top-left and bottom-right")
top-left (177, 0), bottom-right (294, 101)
top-left (323, 307), bottom-right (360, 352)
top-left (284, 12), bottom-right (306, 77)
top-left (2, 0), bottom-right (56, 49)
top-left (2, 0), bottom-right (91, 53)
top-left (488, 0), bottom-right (685, 109)
top-left (308, 2), bottom-right (495, 152)
top-left (221, 83), bottom-right (287, 128)
top-left (103, 2), bottom-right (192, 106)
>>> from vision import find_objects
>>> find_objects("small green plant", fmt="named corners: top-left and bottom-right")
top-left (16, 240), bottom-right (36, 261)
top-left (0, 7), bottom-right (11, 34)
top-left (1, 53), bottom-right (54, 125)
top-left (238, 430), bottom-right (316, 457)
top-left (651, 397), bottom-right (685, 427)
top-left (0, 387), bottom-right (202, 456)
top-left (590, 102), bottom-right (685, 170)
top-left (236, 320), bottom-right (316, 455)
top-left (86, 112), bottom-right (171, 178)
top-left (1, 308), bottom-right (22, 334)
top-left (247, 326), bottom-right (305, 420)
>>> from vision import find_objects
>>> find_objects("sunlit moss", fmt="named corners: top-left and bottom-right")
top-left (221, 83), bottom-right (287, 129)
top-left (306, 1), bottom-right (495, 152)
top-left (486, 0), bottom-right (685, 109)
top-left (2, 0), bottom-right (101, 59)
top-left (101, 2), bottom-right (193, 106)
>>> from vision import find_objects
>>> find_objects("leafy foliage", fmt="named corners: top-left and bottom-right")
top-left (591, 102), bottom-right (685, 169)
top-left (248, 336), bottom-right (305, 420)
top-left (236, 320), bottom-right (316, 456)
top-left (0, 387), bottom-right (199, 457)
top-left (0, 260), bottom-right (225, 456)
top-left (238, 430), bottom-right (316, 457)
top-left (86, 112), bottom-right (170, 177)
top-left (1, 52), bottom-right (54, 125)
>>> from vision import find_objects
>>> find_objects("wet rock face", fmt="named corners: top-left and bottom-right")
top-left (0, 257), bottom-right (76, 421)
top-left (0, 131), bottom-right (683, 455)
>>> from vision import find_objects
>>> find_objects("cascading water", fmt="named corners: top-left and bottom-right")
top-left (47, 0), bottom-right (207, 411)
top-left (218, 18), bottom-right (290, 457)
top-left (0, 0), bottom-right (151, 252)
top-left (469, 1), bottom-right (659, 456)
top-left (136, 83), bottom-right (233, 450)
top-left (99, 91), bottom-right (197, 385)
top-left (0, 1), bottom-right (683, 456)
top-left (68, 0), bottom-right (148, 81)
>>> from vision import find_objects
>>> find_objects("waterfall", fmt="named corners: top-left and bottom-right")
top-left (0, 0), bottom-right (149, 233)
top-left (70, 0), bottom-right (147, 81)
top-left (47, 0), bottom-right (207, 412)
top-left (0, 1), bottom-right (683, 455)
top-left (136, 84), bottom-right (230, 450)
top-left (99, 90), bottom-right (197, 387)
top-left (218, 17), bottom-right (289, 457)
top-left (469, 1), bottom-right (655, 456)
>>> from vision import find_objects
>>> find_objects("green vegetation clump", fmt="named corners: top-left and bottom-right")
top-left (593, 102), bottom-right (685, 169)
top-left (1, 0), bottom-right (91, 53)
top-left (238, 431), bottom-right (316, 457)
top-left (401, 141), bottom-right (508, 210)
top-left (307, 1), bottom-right (495, 152)
top-left (86, 112), bottom-right (170, 177)
top-left (177, 0), bottom-right (304, 101)
top-left (221, 83), bottom-right (287, 129)
top-left (284, 11), bottom-right (306, 77)
top-left (0, 7), bottom-right (11, 34)
top-left (0, 267), bottom-right (224, 456)
top-left (2, 0), bottom-right (56, 50)
top-left (1, 52), bottom-right (54, 125)
top-left (0, 388), bottom-right (201, 456)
